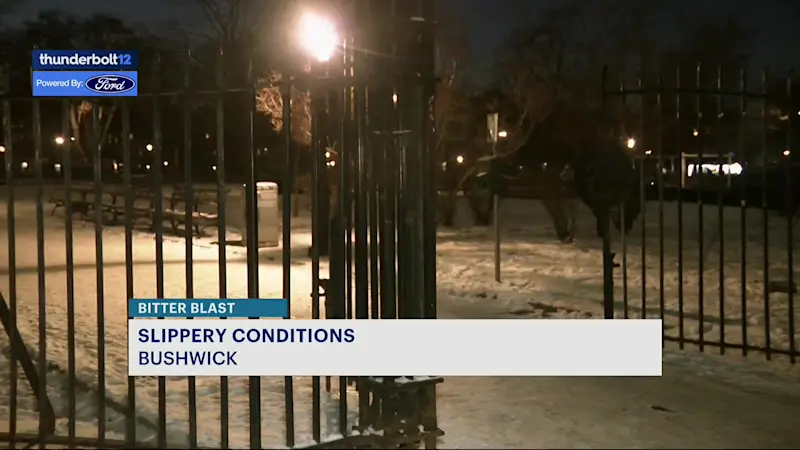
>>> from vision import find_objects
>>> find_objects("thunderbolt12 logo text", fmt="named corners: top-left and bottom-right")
top-left (32, 50), bottom-right (137, 70)
top-left (37, 52), bottom-right (132, 68)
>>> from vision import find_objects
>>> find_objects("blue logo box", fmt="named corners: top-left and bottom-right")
top-left (32, 71), bottom-right (138, 97)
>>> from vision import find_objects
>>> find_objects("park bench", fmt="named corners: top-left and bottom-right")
top-left (49, 185), bottom-right (96, 218)
top-left (139, 186), bottom-right (220, 236)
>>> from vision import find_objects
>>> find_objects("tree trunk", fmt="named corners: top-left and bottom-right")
top-left (439, 189), bottom-right (457, 227)
top-left (541, 197), bottom-right (578, 244)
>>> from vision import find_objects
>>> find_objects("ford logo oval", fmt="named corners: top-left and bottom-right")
top-left (85, 74), bottom-right (136, 94)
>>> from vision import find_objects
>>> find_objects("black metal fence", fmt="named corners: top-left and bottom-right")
top-left (0, 1), bottom-right (441, 448)
top-left (603, 64), bottom-right (799, 363)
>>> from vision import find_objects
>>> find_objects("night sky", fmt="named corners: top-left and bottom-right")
top-left (14, 0), bottom-right (800, 84)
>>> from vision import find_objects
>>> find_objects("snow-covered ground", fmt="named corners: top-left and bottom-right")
top-left (0, 186), bottom-right (799, 448)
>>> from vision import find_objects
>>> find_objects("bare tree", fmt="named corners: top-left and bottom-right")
top-left (487, 0), bottom-right (659, 242)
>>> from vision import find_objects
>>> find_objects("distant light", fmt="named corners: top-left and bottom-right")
top-left (645, 149), bottom-right (652, 155)
top-left (328, 160), bottom-right (336, 167)
top-left (145, 164), bottom-right (151, 170)
top-left (113, 161), bottom-right (119, 172)
top-left (692, 129), bottom-right (699, 137)
top-left (0, 145), bottom-right (5, 153)
top-left (784, 149), bottom-right (791, 156)
top-left (441, 161), bottom-right (447, 170)
top-left (456, 155), bottom-right (464, 164)
top-left (212, 165), bottom-right (217, 171)
top-left (54, 163), bottom-right (62, 171)
top-left (205, 133), bottom-right (211, 139)
top-left (21, 161), bottom-right (28, 169)
top-left (146, 144), bottom-right (154, 151)
top-left (325, 151), bottom-right (331, 159)
top-left (498, 130), bottom-right (508, 138)
top-left (70, 136), bottom-right (76, 142)
top-left (392, 93), bottom-right (398, 104)
top-left (163, 160), bottom-right (169, 167)
top-left (626, 138), bottom-right (636, 149)
top-left (54, 136), bottom-right (65, 145)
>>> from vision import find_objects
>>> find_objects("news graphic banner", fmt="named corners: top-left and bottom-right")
top-left (32, 50), bottom-right (138, 97)
top-left (127, 299), bottom-right (663, 377)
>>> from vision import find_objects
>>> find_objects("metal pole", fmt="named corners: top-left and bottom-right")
top-left (487, 113), bottom-right (501, 282)
top-left (493, 141), bottom-right (500, 282)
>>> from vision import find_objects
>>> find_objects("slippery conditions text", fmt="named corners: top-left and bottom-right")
top-left (139, 350), bottom-right (238, 366)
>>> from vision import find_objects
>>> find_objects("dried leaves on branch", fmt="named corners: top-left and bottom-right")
top-left (255, 72), bottom-right (312, 147)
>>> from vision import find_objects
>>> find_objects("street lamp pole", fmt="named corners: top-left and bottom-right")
top-left (487, 112), bottom-right (501, 282)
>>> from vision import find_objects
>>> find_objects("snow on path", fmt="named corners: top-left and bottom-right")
top-left (0, 190), bottom-right (798, 448)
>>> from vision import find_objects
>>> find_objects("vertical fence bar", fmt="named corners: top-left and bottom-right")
top-left (60, 99), bottom-right (76, 446)
top-left (336, 42), bottom-right (350, 435)
top-left (92, 103), bottom-right (107, 446)
top-left (760, 68), bottom-right (770, 359)
top-left (631, 74), bottom-right (647, 319)
top-left (381, 31), bottom-right (398, 322)
top-left (243, 49), bottom-right (262, 450)
top-left (280, 79), bottom-right (295, 448)
top-left (739, 67), bottom-right (749, 356)
top-left (313, 80), bottom-right (325, 444)
top-left (32, 99), bottom-right (47, 445)
top-left (354, 85), bottom-right (369, 322)
top-left (343, 37), bottom-right (354, 324)
top-left (369, 90), bottom-right (381, 319)
top-left (121, 101), bottom-right (137, 444)
top-left (676, 65), bottom-right (685, 347)
top-left (182, 49), bottom-right (198, 448)
top-left (695, 63), bottom-right (705, 351)
top-left (355, 27), bottom-right (371, 423)
top-left (152, 53), bottom-right (168, 448)
top-left (421, 11), bottom-right (438, 320)
top-left (786, 73), bottom-right (796, 363)
top-left (309, 77), bottom-right (322, 446)
top-left (3, 98), bottom-right (17, 447)
top-left (718, 64), bottom-right (727, 354)
top-left (214, 46), bottom-right (230, 448)
top-left (606, 67), bottom-right (629, 319)
top-left (656, 71), bottom-right (665, 335)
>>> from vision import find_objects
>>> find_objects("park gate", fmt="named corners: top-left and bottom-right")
top-left (600, 64), bottom-right (799, 363)
top-left (0, 0), bottom-right (441, 448)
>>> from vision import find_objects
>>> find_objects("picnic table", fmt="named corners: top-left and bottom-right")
top-left (49, 183), bottom-right (224, 236)
top-left (49, 183), bottom-right (125, 219)
top-left (158, 185), bottom-right (222, 235)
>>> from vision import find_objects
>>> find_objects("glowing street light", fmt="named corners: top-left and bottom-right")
top-left (692, 129), bottom-right (699, 137)
top-left (146, 144), bottom-right (154, 151)
top-left (498, 130), bottom-right (508, 138)
top-left (456, 155), bottom-right (464, 164)
top-left (21, 161), bottom-right (28, 169)
top-left (784, 149), bottom-right (791, 157)
top-left (626, 137), bottom-right (636, 149)
top-left (54, 136), bottom-right (65, 145)
top-left (0, 145), bottom-right (5, 153)
top-left (298, 12), bottom-right (338, 62)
